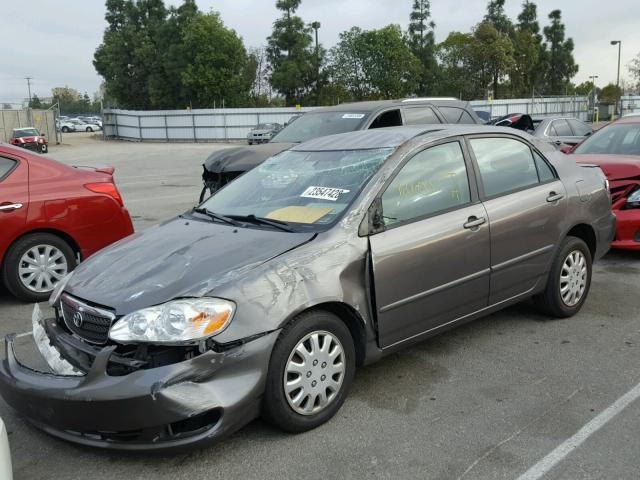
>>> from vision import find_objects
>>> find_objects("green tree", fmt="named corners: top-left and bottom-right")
top-left (510, 1), bottom-right (542, 97)
top-left (180, 13), bottom-right (250, 107)
top-left (541, 10), bottom-right (578, 94)
top-left (329, 25), bottom-right (422, 100)
top-left (29, 94), bottom-right (43, 109)
top-left (600, 83), bottom-right (622, 104)
top-left (629, 53), bottom-right (640, 91)
top-left (437, 32), bottom-right (477, 99)
top-left (573, 81), bottom-right (595, 96)
top-left (267, 0), bottom-right (316, 105)
top-left (407, 0), bottom-right (438, 95)
top-left (482, 1), bottom-right (514, 98)
top-left (474, 22), bottom-right (515, 99)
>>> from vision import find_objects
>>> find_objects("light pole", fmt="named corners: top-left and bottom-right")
top-left (311, 21), bottom-right (321, 105)
top-left (589, 75), bottom-right (599, 123)
top-left (611, 40), bottom-right (622, 117)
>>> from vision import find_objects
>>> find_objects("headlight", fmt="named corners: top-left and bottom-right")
top-left (108, 298), bottom-right (235, 344)
top-left (628, 188), bottom-right (640, 205)
top-left (48, 271), bottom-right (74, 306)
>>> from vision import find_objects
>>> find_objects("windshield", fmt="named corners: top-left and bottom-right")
top-left (255, 124), bottom-right (272, 129)
top-left (200, 148), bottom-right (393, 230)
top-left (13, 129), bottom-right (39, 137)
top-left (270, 111), bottom-right (370, 143)
top-left (574, 123), bottom-right (640, 155)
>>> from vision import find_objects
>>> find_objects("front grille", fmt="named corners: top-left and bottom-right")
top-left (61, 294), bottom-right (116, 344)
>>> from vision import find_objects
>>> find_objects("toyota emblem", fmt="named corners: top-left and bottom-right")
top-left (72, 311), bottom-right (83, 328)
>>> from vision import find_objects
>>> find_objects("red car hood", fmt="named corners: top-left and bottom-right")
top-left (572, 154), bottom-right (640, 181)
top-left (12, 136), bottom-right (44, 143)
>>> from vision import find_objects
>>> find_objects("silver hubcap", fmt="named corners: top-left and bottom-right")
top-left (284, 330), bottom-right (345, 416)
top-left (560, 250), bottom-right (588, 307)
top-left (18, 244), bottom-right (68, 293)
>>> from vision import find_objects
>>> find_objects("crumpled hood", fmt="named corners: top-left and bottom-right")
top-left (573, 154), bottom-right (640, 181)
top-left (14, 136), bottom-right (42, 143)
top-left (66, 217), bottom-right (315, 314)
top-left (203, 142), bottom-right (293, 174)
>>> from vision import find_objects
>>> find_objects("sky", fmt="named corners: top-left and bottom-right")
top-left (1, 0), bottom-right (638, 103)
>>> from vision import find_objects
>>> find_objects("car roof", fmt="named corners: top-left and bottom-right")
top-left (310, 98), bottom-right (468, 113)
top-left (293, 125), bottom-right (530, 151)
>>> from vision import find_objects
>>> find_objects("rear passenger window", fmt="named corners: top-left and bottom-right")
top-left (381, 142), bottom-right (470, 226)
top-left (533, 151), bottom-right (556, 183)
top-left (403, 107), bottom-right (440, 125)
top-left (0, 157), bottom-right (17, 181)
top-left (469, 138), bottom-right (539, 197)
top-left (439, 107), bottom-right (477, 124)
top-left (369, 109), bottom-right (403, 129)
top-left (568, 119), bottom-right (591, 136)
top-left (552, 120), bottom-right (572, 137)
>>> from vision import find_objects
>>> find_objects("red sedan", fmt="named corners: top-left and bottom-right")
top-left (0, 144), bottom-right (134, 301)
top-left (569, 116), bottom-right (640, 251)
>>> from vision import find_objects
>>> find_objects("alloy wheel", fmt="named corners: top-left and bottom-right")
top-left (284, 330), bottom-right (345, 416)
top-left (559, 249), bottom-right (587, 307)
top-left (18, 244), bottom-right (68, 293)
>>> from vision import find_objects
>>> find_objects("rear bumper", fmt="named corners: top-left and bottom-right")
top-left (611, 208), bottom-right (640, 251)
top-left (594, 211), bottom-right (617, 259)
top-left (0, 317), bottom-right (278, 451)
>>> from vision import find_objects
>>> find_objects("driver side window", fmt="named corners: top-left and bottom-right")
top-left (381, 142), bottom-right (471, 227)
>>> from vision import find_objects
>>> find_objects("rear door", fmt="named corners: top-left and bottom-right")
top-left (547, 119), bottom-right (579, 147)
top-left (466, 135), bottom-right (566, 304)
top-left (369, 139), bottom-right (490, 348)
top-left (567, 119), bottom-right (593, 145)
top-left (0, 152), bottom-right (29, 260)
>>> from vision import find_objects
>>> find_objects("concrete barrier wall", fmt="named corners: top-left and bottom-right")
top-left (0, 109), bottom-right (57, 143)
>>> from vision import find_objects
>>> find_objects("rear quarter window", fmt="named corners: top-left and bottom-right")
top-left (0, 157), bottom-right (17, 181)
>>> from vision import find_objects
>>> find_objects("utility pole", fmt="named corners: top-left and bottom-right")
top-left (589, 75), bottom-right (599, 123)
top-left (311, 21), bottom-right (321, 106)
top-left (25, 76), bottom-right (33, 124)
top-left (610, 40), bottom-right (622, 117)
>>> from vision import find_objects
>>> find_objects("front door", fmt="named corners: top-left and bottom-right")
top-left (0, 153), bottom-right (29, 259)
top-left (369, 140), bottom-right (491, 349)
top-left (466, 136), bottom-right (566, 304)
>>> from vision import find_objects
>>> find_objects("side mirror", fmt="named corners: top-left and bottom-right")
top-left (359, 197), bottom-right (386, 236)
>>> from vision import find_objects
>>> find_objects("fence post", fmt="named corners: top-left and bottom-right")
top-left (223, 110), bottom-right (228, 141)
top-left (114, 111), bottom-right (119, 139)
top-left (0, 110), bottom-right (6, 142)
top-left (137, 114), bottom-right (142, 141)
top-left (164, 114), bottom-right (168, 142)
top-left (192, 111), bottom-right (196, 142)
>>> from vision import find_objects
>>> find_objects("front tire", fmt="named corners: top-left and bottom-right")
top-left (61, 126), bottom-right (70, 133)
top-left (534, 236), bottom-right (592, 318)
top-left (40, 144), bottom-right (48, 154)
top-left (86, 127), bottom-right (93, 132)
top-left (2, 233), bottom-right (77, 302)
top-left (263, 310), bottom-right (355, 433)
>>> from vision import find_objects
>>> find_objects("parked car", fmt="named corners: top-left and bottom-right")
top-left (247, 123), bottom-right (282, 145)
top-left (532, 116), bottom-right (593, 149)
top-left (567, 116), bottom-right (640, 250)
top-left (0, 126), bottom-right (614, 451)
top-left (0, 144), bottom-right (134, 301)
top-left (67, 118), bottom-right (101, 132)
top-left (56, 119), bottom-right (76, 133)
top-left (200, 98), bottom-right (482, 200)
top-left (9, 127), bottom-right (48, 154)
top-left (487, 113), bottom-right (535, 131)
top-left (0, 417), bottom-right (11, 480)
top-left (79, 116), bottom-right (103, 128)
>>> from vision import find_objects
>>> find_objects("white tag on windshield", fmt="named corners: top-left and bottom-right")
top-left (342, 114), bottom-right (365, 119)
top-left (301, 186), bottom-right (350, 201)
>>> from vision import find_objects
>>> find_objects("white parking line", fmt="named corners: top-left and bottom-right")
top-left (516, 379), bottom-right (640, 480)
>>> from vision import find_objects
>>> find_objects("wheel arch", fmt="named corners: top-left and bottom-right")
top-left (566, 223), bottom-right (597, 259)
top-left (3, 228), bottom-right (82, 266)
top-left (285, 302), bottom-right (368, 367)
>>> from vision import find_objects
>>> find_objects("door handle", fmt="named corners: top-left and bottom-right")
top-left (0, 203), bottom-right (22, 211)
top-left (546, 192), bottom-right (564, 203)
top-left (463, 216), bottom-right (486, 229)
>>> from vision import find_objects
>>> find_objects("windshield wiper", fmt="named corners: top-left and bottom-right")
top-left (227, 214), bottom-right (295, 232)
top-left (192, 207), bottom-right (243, 227)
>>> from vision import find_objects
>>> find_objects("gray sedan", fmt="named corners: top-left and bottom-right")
top-left (0, 126), bottom-right (615, 450)
top-left (532, 116), bottom-right (593, 148)
top-left (247, 123), bottom-right (282, 145)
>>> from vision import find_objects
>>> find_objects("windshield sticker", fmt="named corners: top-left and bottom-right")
top-left (342, 114), bottom-right (365, 119)
top-left (301, 186), bottom-right (350, 201)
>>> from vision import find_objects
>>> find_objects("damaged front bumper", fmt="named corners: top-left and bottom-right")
top-left (0, 306), bottom-right (278, 451)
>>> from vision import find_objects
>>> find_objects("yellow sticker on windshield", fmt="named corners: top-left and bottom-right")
top-left (266, 206), bottom-right (334, 224)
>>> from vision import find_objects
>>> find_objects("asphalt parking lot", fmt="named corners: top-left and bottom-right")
top-left (1, 134), bottom-right (640, 480)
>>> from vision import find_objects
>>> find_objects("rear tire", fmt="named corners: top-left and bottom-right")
top-left (263, 310), bottom-right (355, 433)
top-left (534, 236), bottom-right (592, 318)
top-left (61, 126), bottom-right (70, 133)
top-left (40, 144), bottom-right (48, 154)
top-left (2, 233), bottom-right (77, 302)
